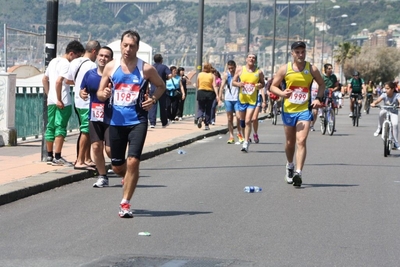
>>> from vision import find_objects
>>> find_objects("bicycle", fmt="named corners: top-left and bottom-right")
top-left (320, 90), bottom-right (336, 136)
top-left (374, 105), bottom-right (397, 157)
top-left (350, 93), bottom-right (362, 127)
top-left (364, 92), bottom-right (374, 114)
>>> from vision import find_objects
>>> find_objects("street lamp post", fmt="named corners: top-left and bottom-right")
top-left (320, 4), bottom-right (340, 70)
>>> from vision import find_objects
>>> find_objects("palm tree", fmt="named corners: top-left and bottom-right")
top-left (334, 42), bottom-right (361, 83)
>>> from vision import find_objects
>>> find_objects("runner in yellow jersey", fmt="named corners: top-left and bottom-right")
top-left (270, 41), bottom-right (325, 187)
top-left (232, 53), bottom-right (265, 152)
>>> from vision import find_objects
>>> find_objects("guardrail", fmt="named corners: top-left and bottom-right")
top-left (15, 87), bottom-right (222, 140)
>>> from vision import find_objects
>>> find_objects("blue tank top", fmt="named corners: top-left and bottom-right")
top-left (109, 58), bottom-right (149, 126)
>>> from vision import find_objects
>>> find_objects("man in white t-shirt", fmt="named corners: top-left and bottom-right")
top-left (67, 40), bottom-right (100, 170)
top-left (42, 40), bottom-right (85, 166)
top-left (218, 60), bottom-right (243, 144)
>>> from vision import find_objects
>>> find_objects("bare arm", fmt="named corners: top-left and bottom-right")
top-left (97, 61), bottom-right (114, 102)
top-left (232, 67), bottom-right (243, 88)
top-left (219, 72), bottom-right (228, 100)
top-left (42, 75), bottom-right (49, 96)
top-left (270, 64), bottom-right (292, 98)
top-left (55, 76), bottom-right (65, 109)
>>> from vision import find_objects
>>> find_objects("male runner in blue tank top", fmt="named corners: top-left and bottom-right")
top-left (97, 30), bottom-right (166, 218)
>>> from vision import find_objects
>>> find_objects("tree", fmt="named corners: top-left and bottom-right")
top-left (346, 47), bottom-right (400, 84)
top-left (333, 42), bottom-right (361, 83)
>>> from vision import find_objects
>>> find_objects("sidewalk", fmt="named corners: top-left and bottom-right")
top-left (0, 112), bottom-right (266, 205)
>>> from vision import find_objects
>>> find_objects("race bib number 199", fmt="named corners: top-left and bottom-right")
top-left (288, 86), bottom-right (309, 104)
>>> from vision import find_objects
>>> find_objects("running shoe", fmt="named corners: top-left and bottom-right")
top-left (373, 128), bottom-right (381, 137)
top-left (197, 118), bottom-right (202, 129)
top-left (227, 138), bottom-right (235, 144)
top-left (253, 133), bottom-right (259, 143)
top-left (393, 142), bottom-right (400, 150)
top-left (293, 172), bottom-right (302, 187)
top-left (119, 203), bottom-right (133, 218)
top-left (205, 125), bottom-right (210, 130)
top-left (310, 126), bottom-right (315, 132)
top-left (93, 176), bottom-right (109, 188)
top-left (237, 133), bottom-right (244, 143)
top-left (52, 157), bottom-right (74, 167)
top-left (241, 141), bottom-right (249, 152)
top-left (46, 156), bottom-right (54, 165)
top-left (285, 165), bottom-right (294, 184)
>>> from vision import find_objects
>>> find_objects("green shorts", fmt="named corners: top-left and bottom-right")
top-left (45, 104), bottom-right (72, 141)
top-left (75, 107), bottom-right (89, 134)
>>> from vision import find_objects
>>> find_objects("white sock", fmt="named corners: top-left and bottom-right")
top-left (286, 162), bottom-right (294, 168)
top-left (121, 199), bottom-right (130, 204)
top-left (296, 170), bottom-right (302, 175)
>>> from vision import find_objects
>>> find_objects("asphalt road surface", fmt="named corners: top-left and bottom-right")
top-left (1, 107), bottom-right (400, 267)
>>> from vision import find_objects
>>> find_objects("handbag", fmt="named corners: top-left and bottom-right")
top-left (170, 78), bottom-right (182, 98)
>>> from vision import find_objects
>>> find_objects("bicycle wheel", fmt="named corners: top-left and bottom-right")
top-left (355, 103), bottom-right (360, 127)
top-left (384, 123), bottom-right (390, 157)
top-left (365, 98), bottom-right (370, 114)
top-left (320, 110), bottom-right (327, 135)
top-left (327, 108), bottom-right (335, 136)
top-left (352, 102), bottom-right (357, 127)
top-left (272, 102), bottom-right (277, 125)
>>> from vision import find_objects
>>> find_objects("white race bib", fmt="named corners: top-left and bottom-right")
top-left (289, 86), bottom-right (309, 104)
top-left (91, 103), bottom-right (104, 122)
top-left (113, 84), bottom-right (139, 106)
top-left (242, 83), bottom-right (256, 95)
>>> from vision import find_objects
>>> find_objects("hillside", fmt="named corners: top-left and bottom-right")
top-left (1, 0), bottom-right (400, 63)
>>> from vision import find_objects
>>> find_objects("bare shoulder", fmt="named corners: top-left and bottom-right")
top-left (103, 59), bottom-right (115, 75)
top-left (143, 62), bottom-right (157, 78)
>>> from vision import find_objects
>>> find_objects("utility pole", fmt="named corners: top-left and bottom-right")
top-left (195, 0), bottom-right (204, 124)
top-left (41, 0), bottom-right (58, 162)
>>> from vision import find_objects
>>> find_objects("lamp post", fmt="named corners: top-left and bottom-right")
top-left (246, 0), bottom-right (251, 54)
top-left (329, 14), bottom-right (348, 64)
top-left (320, 4), bottom-right (340, 70)
top-left (285, 0), bottom-right (291, 63)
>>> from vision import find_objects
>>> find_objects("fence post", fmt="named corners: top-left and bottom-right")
top-left (0, 72), bottom-right (17, 146)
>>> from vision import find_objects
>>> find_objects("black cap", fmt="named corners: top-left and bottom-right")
top-left (291, 41), bottom-right (306, 50)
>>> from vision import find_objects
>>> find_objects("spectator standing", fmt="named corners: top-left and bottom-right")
top-left (149, 54), bottom-right (171, 128)
top-left (42, 40), bottom-right (85, 166)
top-left (165, 66), bottom-right (185, 123)
top-left (176, 67), bottom-right (188, 121)
top-left (67, 40), bottom-right (101, 170)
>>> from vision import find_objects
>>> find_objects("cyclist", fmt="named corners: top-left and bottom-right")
top-left (371, 81), bottom-right (400, 149)
top-left (347, 71), bottom-right (366, 118)
top-left (364, 80), bottom-right (375, 112)
top-left (318, 63), bottom-right (339, 118)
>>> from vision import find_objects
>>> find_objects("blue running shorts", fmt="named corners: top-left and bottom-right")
top-left (281, 110), bottom-right (313, 127)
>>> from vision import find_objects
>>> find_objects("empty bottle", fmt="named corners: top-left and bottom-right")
top-left (177, 149), bottom-right (186, 154)
top-left (243, 186), bottom-right (262, 193)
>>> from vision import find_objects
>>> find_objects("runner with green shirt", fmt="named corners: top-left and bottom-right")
top-left (347, 71), bottom-right (366, 117)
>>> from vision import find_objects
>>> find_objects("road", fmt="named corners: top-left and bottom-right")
top-left (1, 107), bottom-right (400, 267)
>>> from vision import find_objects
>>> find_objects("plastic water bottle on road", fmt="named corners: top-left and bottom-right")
top-left (243, 186), bottom-right (262, 193)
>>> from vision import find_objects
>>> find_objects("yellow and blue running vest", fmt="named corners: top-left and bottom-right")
top-left (239, 66), bottom-right (260, 105)
top-left (283, 61), bottom-right (314, 113)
